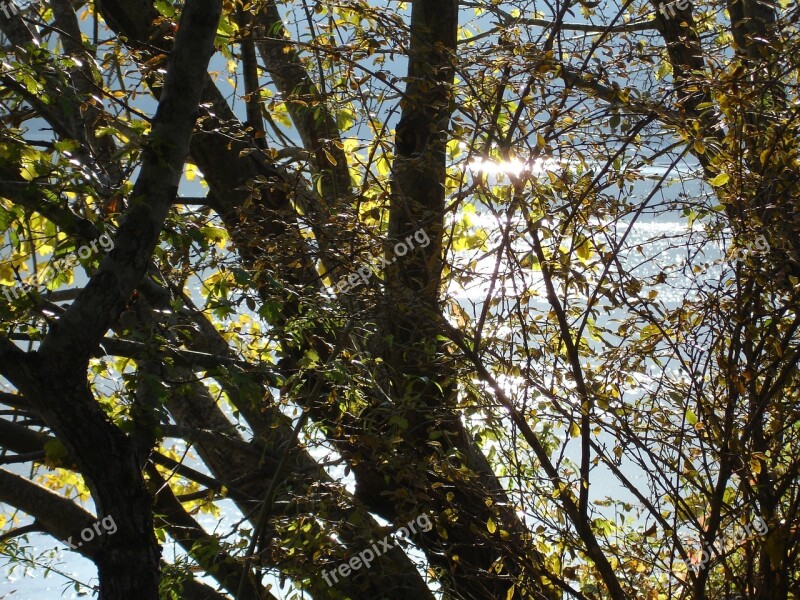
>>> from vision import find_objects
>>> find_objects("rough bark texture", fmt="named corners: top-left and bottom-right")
top-left (0, 1), bottom-right (221, 597)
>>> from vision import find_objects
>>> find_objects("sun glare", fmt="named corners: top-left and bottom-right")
top-left (467, 157), bottom-right (560, 176)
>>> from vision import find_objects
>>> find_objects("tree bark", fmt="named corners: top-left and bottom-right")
top-left (0, 1), bottom-right (221, 597)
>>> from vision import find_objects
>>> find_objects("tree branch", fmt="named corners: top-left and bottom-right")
top-left (145, 464), bottom-right (275, 600)
top-left (38, 0), bottom-right (222, 363)
top-left (0, 468), bottom-right (103, 557)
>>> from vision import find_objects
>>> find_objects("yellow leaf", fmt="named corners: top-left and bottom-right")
top-left (487, 518), bottom-right (496, 534)
top-left (20, 164), bottom-right (36, 181)
top-left (185, 163), bottom-right (204, 182)
top-left (709, 173), bottom-right (730, 187)
top-left (323, 148), bottom-right (338, 166)
top-left (447, 138), bottom-right (462, 159)
top-left (569, 421), bottom-right (580, 438)
top-left (376, 155), bottom-right (390, 177)
top-left (0, 262), bottom-right (15, 285)
top-left (576, 235), bottom-right (592, 262)
top-left (506, 585), bottom-right (515, 600)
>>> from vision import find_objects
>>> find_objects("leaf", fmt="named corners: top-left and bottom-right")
top-left (376, 155), bottom-right (390, 177)
top-left (709, 173), bottom-right (730, 187)
top-left (299, 349), bottom-right (320, 368)
top-left (336, 107), bottom-right (356, 131)
top-left (0, 262), bottom-right (16, 285)
top-left (53, 139), bottom-right (80, 153)
top-left (185, 162), bottom-right (204, 182)
top-left (685, 409), bottom-right (697, 426)
top-left (323, 148), bottom-right (338, 166)
top-left (44, 438), bottom-right (70, 467)
top-left (487, 518), bottom-right (496, 534)
top-left (576, 234), bottom-right (592, 262)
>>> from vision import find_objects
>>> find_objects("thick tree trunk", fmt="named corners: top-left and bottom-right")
top-left (0, 1), bottom-right (222, 597)
top-left (0, 352), bottom-right (162, 599)
top-left (375, 2), bottom-right (560, 598)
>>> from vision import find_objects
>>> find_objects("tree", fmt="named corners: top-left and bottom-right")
top-left (0, 0), bottom-right (799, 598)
